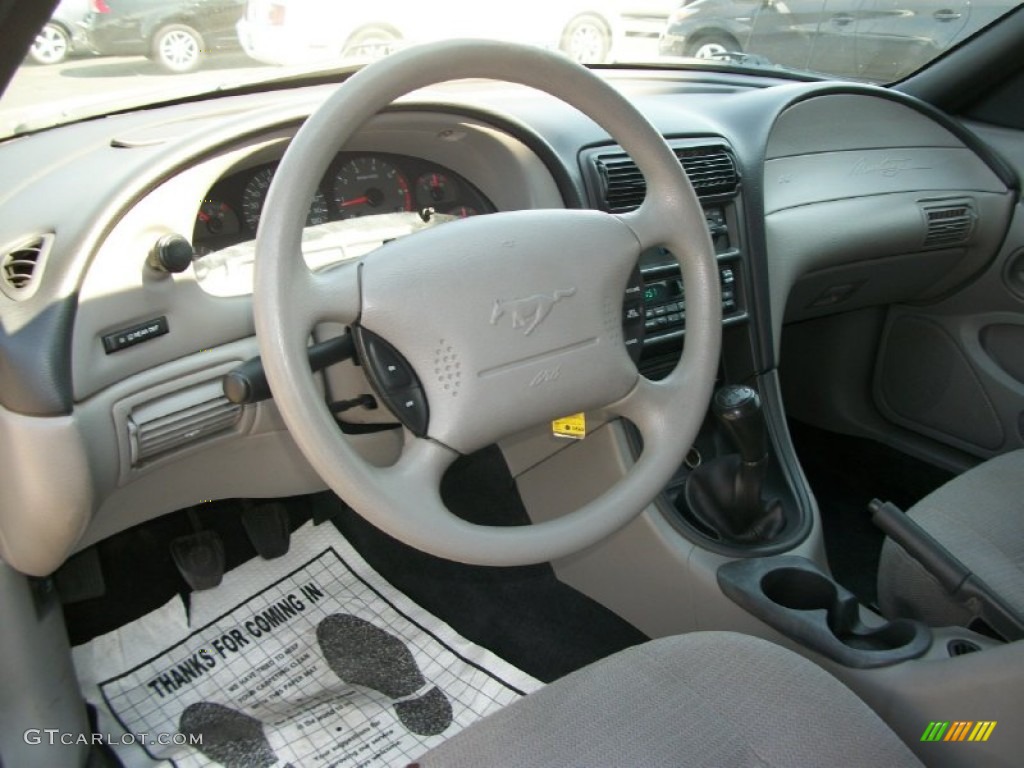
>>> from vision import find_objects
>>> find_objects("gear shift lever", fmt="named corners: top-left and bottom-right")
top-left (713, 385), bottom-right (771, 522)
top-left (713, 385), bottom-right (768, 465)
top-left (682, 385), bottom-right (785, 544)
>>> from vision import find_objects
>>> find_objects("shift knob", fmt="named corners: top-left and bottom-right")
top-left (713, 385), bottom-right (768, 464)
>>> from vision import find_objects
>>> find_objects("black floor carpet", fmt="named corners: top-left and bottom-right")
top-left (61, 446), bottom-right (647, 684)
top-left (788, 420), bottom-right (955, 607)
top-left (322, 446), bottom-right (648, 683)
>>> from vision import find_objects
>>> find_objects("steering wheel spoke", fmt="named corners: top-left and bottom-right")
top-left (386, 434), bottom-right (459, 497)
top-left (606, 377), bottom-right (669, 434)
top-left (300, 260), bottom-right (362, 327)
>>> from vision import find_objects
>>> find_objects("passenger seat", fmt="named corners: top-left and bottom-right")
top-left (877, 450), bottom-right (1024, 630)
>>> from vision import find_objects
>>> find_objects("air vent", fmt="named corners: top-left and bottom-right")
top-left (922, 200), bottom-right (976, 248)
top-left (593, 145), bottom-right (739, 213)
top-left (947, 639), bottom-right (981, 657)
top-left (1, 234), bottom-right (53, 299)
top-left (128, 380), bottom-right (242, 465)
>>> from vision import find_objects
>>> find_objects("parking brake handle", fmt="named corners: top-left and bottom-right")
top-left (870, 499), bottom-right (1024, 642)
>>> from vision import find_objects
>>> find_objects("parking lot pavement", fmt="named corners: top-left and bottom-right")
top-left (1, 40), bottom-right (669, 137)
top-left (1, 53), bottom-right (277, 136)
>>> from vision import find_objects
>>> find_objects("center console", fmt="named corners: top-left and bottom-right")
top-left (587, 136), bottom-right (930, 668)
top-left (585, 138), bottom-right (811, 557)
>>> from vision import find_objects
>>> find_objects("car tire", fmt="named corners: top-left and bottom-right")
top-left (151, 24), bottom-right (204, 74)
top-left (560, 14), bottom-right (612, 64)
top-left (687, 34), bottom-right (740, 60)
top-left (342, 27), bottom-right (400, 60)
top-left (30, 23), bottom-right (70, 66)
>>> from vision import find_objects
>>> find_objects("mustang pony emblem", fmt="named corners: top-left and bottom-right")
top-left (490, 288), bottom-right (577, 335)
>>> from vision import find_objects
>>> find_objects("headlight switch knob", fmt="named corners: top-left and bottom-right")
top-left (148, 233), bottom-right (194, 274)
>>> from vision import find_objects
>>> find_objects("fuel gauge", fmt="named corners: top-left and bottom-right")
top-left (196, 199), bottom-right (241, 238)
top-left (416, 172), bottom-right (456, 207)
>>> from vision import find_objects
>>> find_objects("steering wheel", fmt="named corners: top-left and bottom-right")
top-left (254, 40), bottom-right (721, 566)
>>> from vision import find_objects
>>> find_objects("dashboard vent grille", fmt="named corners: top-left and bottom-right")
top-left (594, 145), bottom-right (739, 213)
top-left (1, 234), bottom-right (52, 299)
top-left (128, 381), bottom-right (242, 465)
top-left (922, 201), bottom-right (975, 248)
top-left (947, 639), bottom-right (981, 657)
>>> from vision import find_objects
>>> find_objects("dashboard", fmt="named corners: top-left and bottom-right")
top-left (0, 71), bottom-right (1017, 577)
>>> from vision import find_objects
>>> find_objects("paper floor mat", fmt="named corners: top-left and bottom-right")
top-left (73, 521), bottom-right (542, 767)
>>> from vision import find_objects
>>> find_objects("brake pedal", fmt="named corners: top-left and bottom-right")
top-left (241, 502), bottom-right (291, 559)
top-left (170, 530), bottom-right (226, 591)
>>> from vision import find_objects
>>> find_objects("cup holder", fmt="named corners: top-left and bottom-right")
top-left (720, 556), bottom-right (931, 668)
top-left (761, 567), bottom-right (837, 611)
top-left (836, 621), bottom-right (919, 652)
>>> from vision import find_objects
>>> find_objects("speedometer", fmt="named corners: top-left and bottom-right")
top-left (332, 156), bottom-right (412, 219)
top-left (240, 166), bottom-right (330, 233)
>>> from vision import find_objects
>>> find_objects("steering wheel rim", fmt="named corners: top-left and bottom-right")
top-left (254, 39), bottom-right (721, 566)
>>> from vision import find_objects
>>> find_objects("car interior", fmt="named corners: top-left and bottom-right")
top-left (2, 1), bottom-right (1024, 766)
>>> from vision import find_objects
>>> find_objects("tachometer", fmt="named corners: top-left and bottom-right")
top-left (332, 156), bottom-right (412, 218)
top-left (240, 166), bottom-right (330, 233)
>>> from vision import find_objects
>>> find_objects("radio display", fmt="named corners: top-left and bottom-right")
top-left (644, 283), bottom-right (668, 303)
top-left (643, 279), bottom-right (683, 304)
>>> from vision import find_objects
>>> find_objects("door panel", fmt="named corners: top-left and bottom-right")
top-left (192, 0), bottom-right (245, 46)
top-left (854, 0), bottom-right (970, 81)
top-left (748, 0), bottom-right (865, 77)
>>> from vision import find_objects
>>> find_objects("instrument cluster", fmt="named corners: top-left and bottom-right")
top-left (192, 152), bottom-right (494, 254)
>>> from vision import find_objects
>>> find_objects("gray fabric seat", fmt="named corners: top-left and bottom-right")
top-left (414, 631), bottom-right (921, 767)
top-left (878, 449), bottom-right (1024, 628)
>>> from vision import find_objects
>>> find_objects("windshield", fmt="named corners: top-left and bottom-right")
top-left (3, 0), bottom-right (1021, 137)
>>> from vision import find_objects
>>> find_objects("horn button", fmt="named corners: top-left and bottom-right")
top-left (354, 210), bottom-right (644, 453)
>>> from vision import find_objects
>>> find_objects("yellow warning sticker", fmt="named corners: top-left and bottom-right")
top-left (552, 412), bottom-right (586, 440)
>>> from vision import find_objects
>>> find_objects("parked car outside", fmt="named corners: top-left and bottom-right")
top-left (29, 0), bottom-right (92, 65)
top-left (81, 0), bottom-right (246, 73)
top-left (659, 0), bottom-right (1015, 81)
top-left (237, 0), bottom-right (414, 65)
top-left (236, 0), bottom-right (674, 67)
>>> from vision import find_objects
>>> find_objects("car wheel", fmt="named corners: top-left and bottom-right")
top-left (560, 14), bottom-right (612, 64)
top-left (688, 35), bottom-right (739, 60)
top-left (151, 24), bottom-right (204, 74)
top-left (29, 23), bottom-right (70, 65)
top-left (342, 27), bottom-right (400, 60)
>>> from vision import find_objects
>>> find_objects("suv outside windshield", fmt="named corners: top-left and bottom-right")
top-left (2, 0), bottom-right (1021, 138)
